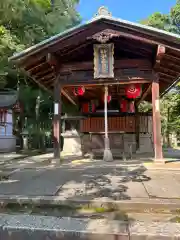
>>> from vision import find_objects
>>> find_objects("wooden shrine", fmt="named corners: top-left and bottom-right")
top-left (10, 7), bottom-right (180, 162)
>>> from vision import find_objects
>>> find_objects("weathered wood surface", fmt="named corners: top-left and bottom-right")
top-left (80, 115), bottom-right (151, 133)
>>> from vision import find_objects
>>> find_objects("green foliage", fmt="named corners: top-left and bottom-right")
top-left (141, 1), bottom-right (180, 143)
top-left (141, 12), bottom-right (170, 30)
top-left (0, 0), bottom-right (80, 88)
top-left (0, 0), bottom-right (81, 149)
top-left (138, 101), bottom-right (152, 113)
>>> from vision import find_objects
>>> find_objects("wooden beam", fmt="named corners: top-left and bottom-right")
top-left (158, 66), bottom-right (179, 77)
top-left (156, 45), bottom-right (166, 62)
top-left (159, 77), bottom-right (173, 84)
top-left (26, 61), bottom-right (47, 73)
top-left (119, 38), bottom-right (153, 53)
top-left (37, 73), bottom-right (55, 82)
top-left (159, 72), bottom-right (175, 80)
top-left (137, 84), bottom-right (152, 105)
top-left (33, 68), bottom-right (53, 77)
top-left (161, 60), bottom-right (180, 72)
top-left (46, 53), bottom-right (61, 72)
top-left (60, 69), bottom-right (153, 86)
top-left (154, 45), bottom-right (166, 69)
top-left (60, 59), bottom-right (152, 73)
top-left (21, 69), bottom-right (52, 96)
top-left (53, 75), bottom-right (61, 160)
top-left (164, 53), bottom-right (180, 62)
top-left (61, 88), bottom-right (77, 106)
top-left (152, 75), bottom-right (163, 161)
top-left (24, 57), bottom-right (45, 71)
top-left (61, 79), bottom-right (151, 87)
top-left (59, 41), bottom-right (93, 57)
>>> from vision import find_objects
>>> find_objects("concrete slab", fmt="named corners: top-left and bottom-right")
top-left (143, 172), bottom-right (180, 199)
top-left (129, 221), bottom-right (180, 239)
top-left (0, 214), bottom-right (129, 240)
top-left (0, 159), bottom-right (180, 203)
top-left (0, 169), bottom-right (45, 195)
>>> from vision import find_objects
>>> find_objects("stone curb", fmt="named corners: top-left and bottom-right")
top-left (1, 214), bottom-right (180, 239)
top-left (0, 195), bottom-right (180, 213)
top-left (144, 167), bottom-right (180, 171)
top-left (0, 214), bottom-right (128, 240)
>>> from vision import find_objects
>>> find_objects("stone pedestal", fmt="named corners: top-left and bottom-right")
top-left (61, 129), bottom-right (82, 156)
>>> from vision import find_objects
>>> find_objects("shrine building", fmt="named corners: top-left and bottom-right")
top-left (10, 7), bottom-right (180, 162)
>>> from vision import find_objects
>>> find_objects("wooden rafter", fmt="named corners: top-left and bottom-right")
top-left (159, 72), bottom-right (175, 83)
top-left (26, 61), bottom-right (47, 73)
top-left (137, 84), bottom-right (152, 105)
top-left (33, 68), bottom-right (53, 77)
top-left (159, 72), bottom-right (175, 80)
top-left (58, 41), bottom-right (93, 58)
top-left (61, 88), bottom-right (77, 106)
top-left (158, 66), bottom-right (179, 77)
top-left (116, 40), bottom-right (153, 57)
top-left (161, 60), bottom-right (180, 72)
top-left (23, 57), bottom-right (45, 70)
top-left (164, 53), bottom-right (180, 62)
top-left (37, 73), bottom-right (55, 82)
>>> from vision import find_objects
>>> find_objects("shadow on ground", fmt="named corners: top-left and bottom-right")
top-left (54, 164), bottom-right (151, 201)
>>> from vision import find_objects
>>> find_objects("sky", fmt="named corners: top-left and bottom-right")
top-left (77, 0), bottom-right (176, 23)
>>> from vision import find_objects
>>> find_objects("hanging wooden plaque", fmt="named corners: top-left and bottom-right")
top-left (94, 43), bottom-right (114, 79)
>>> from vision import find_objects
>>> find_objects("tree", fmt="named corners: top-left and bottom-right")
top-left (0, 0), bottom-right (81, 150)
top-left (0, 0), bottom-right (81, 89)
top-left (141, 1), bottom-right (180, 146)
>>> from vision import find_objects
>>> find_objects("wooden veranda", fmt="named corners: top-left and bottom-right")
top-left (10, 7), bottom-right (180, 162)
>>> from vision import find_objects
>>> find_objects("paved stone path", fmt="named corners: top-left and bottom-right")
top-left (0, 160), bottom-right (180, 200)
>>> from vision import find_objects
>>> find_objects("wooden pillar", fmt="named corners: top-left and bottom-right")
top-left (152, 75), bottom-right (163, 161)
top-left (53, 74), bottom-right (61, 160)
top-left (103, 85), bottom-right (113, 161)
top-left (135, 103), bottom-right (140, 151)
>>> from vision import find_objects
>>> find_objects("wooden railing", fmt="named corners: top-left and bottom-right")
top-left (80, 115), bottom-right (152, 133)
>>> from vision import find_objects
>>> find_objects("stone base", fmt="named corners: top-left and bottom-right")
top-left (153, 158), bottom-right (166, 164)
top-left (62, 130), bottom-right (82, 155)
top-left (0, 136), bottom-right (16, 153)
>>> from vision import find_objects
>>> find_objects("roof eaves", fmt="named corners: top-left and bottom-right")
top-left (97, 15), bottom-right (180, 41)
top-left (96, 15), bottom-right (180, 46)
top-left (9, 21), bottom-right (90, 62)
top-left (9, 13), bottom-right (180, 63)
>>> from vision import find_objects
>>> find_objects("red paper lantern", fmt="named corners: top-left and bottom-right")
top-left (129, 101), bottom-right (135, 113)
top-left (82, 102), bottom-right (96, 113)
top-left (103, 95), bottom-right (112, 103)
top-left (73, 86), bottom-right (85, 96)
top-left (125, 84), bottom-right (142, 99)
top-left (120, 99), bottom-right (128, 113)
